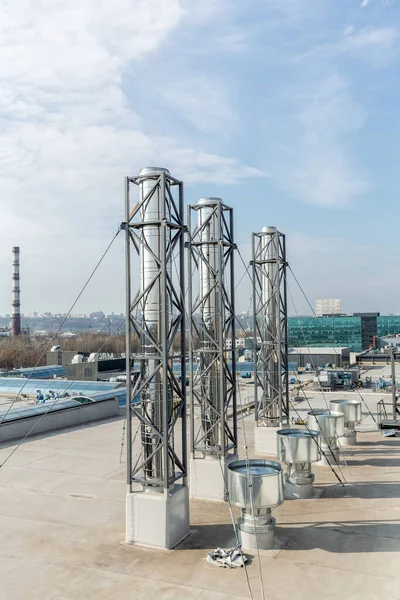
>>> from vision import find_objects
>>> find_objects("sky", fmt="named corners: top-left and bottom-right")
top-left (0, 0), bottom-right (399, 317)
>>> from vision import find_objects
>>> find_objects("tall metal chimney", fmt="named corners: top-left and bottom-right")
top-left (187, 198), bottom-right (237, 501)
top-left (12, 246), bottom-right (21, 336)
top-left (252, 227), bottom-right (289, 452)
top-left (124, 167), bottom-right (189, 549)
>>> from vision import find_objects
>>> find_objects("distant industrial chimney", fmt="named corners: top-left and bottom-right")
top-left (12, 246), bottom-right (21, 336)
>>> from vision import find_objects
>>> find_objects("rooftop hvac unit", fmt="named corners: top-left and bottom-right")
top-left (71, 354), bottom-right (84, 364)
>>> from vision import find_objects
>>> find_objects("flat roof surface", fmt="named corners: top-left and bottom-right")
top-left (0, 398), bottom-right (91, 422)
top-left (1, 391), bottom-right (400, 599)
top-left (288, 347), bottom-right (349, 354)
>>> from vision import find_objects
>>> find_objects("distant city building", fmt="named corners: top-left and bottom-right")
top-left (0, 311), bottom-right (125, 334)
top-left (315, 298), bottom-right (341, 317)
top-left (288, 346), bottom-right (350, 369)
top-left (225, 337), bottom-right (254, 351)
top-left (288, 313), bottom-right (382, 352)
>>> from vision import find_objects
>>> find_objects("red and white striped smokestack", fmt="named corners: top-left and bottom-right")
top-left (12, 246), bottom-right (21, 336)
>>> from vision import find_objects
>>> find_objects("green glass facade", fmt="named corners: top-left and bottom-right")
top-left (377, 316), bottom-right (400, 337)
top-left (288, 315), bottom-right (400, 352)
top-left (288, 317), bottom-right (363, 352)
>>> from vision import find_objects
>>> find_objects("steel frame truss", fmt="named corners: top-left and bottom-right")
top-left (252, 228), bottom-right (289, 426)
top-left (187, 200), bottom-right (237, 457)
top-left (124, 170), bottom-right (187, 490)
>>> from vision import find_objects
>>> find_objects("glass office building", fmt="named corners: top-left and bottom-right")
top-left (288, 314), bottom-right (400, 352)
top-left (288, 316), bottom-right (364, 352)
top-left (377, 316), bottom-right (400, 337)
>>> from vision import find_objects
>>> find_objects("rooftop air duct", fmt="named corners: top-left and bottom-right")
top-left (277, 428), bottom-right (321, 499)
top-left (228, 459), bottom-right (284, 550)
top-left (329, 399), bottom-right (362, 445)
top-left (307, 410), bottom-right (345, 465)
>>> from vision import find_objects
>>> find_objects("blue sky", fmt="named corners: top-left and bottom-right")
top-left (0, 0), bottom-right (398, 316)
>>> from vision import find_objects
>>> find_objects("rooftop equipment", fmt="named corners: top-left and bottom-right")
top-left (329, 399), bottom-right (362, 445)
top-left (315, 368), bottom-right (360, 390)
top-left (228, 459), bottom-right (284, 550)
top-left (187, 198), bottom-right (237, 501)
top-left (377, 347), bottom-right (400, 430)
top-left (124, 167), bottom-right (189, 549)
top-left (252, 227), bottom-right (289, 429)
top-left (307, 410), bottom-right (345, 465)
top-left (277, 428), bottom-right (321, 499)
top-left (71, 354), bottom-right (84, 364)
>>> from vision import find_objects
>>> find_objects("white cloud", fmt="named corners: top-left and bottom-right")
top-left (0, 1), bottom-right (184, 86)
top-left (0, 1), bottom-right (260, 198)
top-left (343, 26), bottom-right (399, 66)
top-left (293, 23), bottom-right (399, 70)
top-left (213, 32), bottom-right (247, 52)
top-left (274, 76), bottom-right (369, 208)
top-left (176, 149), bottom-right (265, 184)
top-left (163, 76), bottom-right (236, 133)
top-left (261, 0), bottom-right (328, 22)
top-left (294, 26), bottom-right (399, 70)
top-left (0, 121), bottom-right (264, 236)
top-left (299, 75), bottom-right (367, 140)
top-left (344, 25), bottom-right (355, 37)
top-left (361, 0), bottom-right (394, 6)
top-left (0, 0), bottom-right (264, 313)
top-left (289, 149), bottom-right (369, 208)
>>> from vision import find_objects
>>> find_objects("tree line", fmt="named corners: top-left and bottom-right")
top-left (0, 330), bottom-right (200, 370)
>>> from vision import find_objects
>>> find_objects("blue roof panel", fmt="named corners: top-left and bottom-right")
top-left (0, 378), bottom-right (122, 396)
top-left (88, 388), bottom-right (127, 401)
top-left (14, 365), bottom-right (67, 379)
